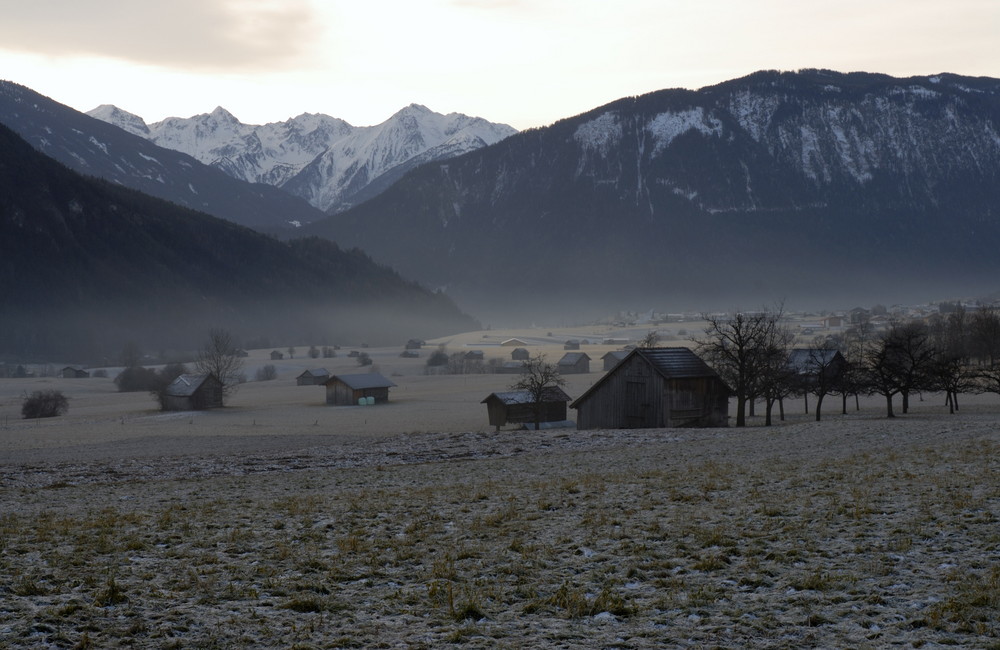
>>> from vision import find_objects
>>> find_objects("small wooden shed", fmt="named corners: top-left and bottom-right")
top-left (557, 352), bottom-right (591, 374)
top-left (270, 350), bottom-right (284, 360)
top-left (511, 347), bottom-right (530, 361)
top-left (62, 366), bottom-right (90, 379)
top-left (296, 368), bottom-right (330, 386)
top-left (324, 373), bottom-right (396, 405)
top-left (162, 374), bottom-right (224, 411)
top-left (602, 350), bottom-right (628, 371)
top-left (481, 386), bottom-right (573, 430)
top-left (571, 348), bottom-right (730, 429)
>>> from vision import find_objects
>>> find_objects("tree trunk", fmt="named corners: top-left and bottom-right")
top-left (841, 393), bottom-right (848, 415)
top-left (815, 393), bottom-right (825, 422)
top-left (902, 390), bottom-right (910, 414)
top-left (736, 396), bottom-right (747, 427)
top-left (803, 392), bottom-right (809, 414)
top-left (886, 394), bottom-right (895, 418)
top-left (778, 397), bottom-right (785, 421)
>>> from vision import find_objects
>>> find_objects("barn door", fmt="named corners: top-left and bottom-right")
top-left (626, 381), bottom-right (647, 428)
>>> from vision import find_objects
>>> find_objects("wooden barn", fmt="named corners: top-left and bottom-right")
top-left (557, 352), bottom-right (591, 374)
top-left (481, 386), bottom-right (573, 430)
top-left (162, 374), bottom-right (224, 411)
top-left (571, 348), bottom-right (730, 429)
top-left (511, 347), bottom-right (530, 361)
top-left (270, 350), bottom-right (284, 360)
top-left (61, 366), bottom-right (90, 379)
top-left (296, 368), bottom-right (330, 386)
top-left (324, 373), bottom-right (396, 405)
top-left (563, 339), bottom-right (581, 350)
top-left (602, 350), bottom-right (628, 371)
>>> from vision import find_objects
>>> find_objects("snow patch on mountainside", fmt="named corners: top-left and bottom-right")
top-left (574, 113), bottom-right (622, 155)
top-left (647, 108), bottom-right (724, 153)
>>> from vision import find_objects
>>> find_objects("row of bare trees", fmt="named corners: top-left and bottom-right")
top-left (695, 305), bottom-right (1000, 425)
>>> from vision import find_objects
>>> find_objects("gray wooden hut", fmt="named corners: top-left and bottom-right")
top-left (511, 347), bottom-right (530, 361)
top-left (481, 386), bottom-right (572, 430)
top-left (162, 374), bottom-right (224, 411)
top-left (602, 350), bottom-right (628, 371)
top-left (557, 352), bottom-right (591, 374)
top-left (270, 350), bottom-right (284, 360)
top-left (571, 348), bottom-right (730, 429)
top-left (61, 366), bottom-right (90, 378)
top-left (324, 373), bottom-right (396, 405)
top-left (296, 368), bottom-right (330, 386)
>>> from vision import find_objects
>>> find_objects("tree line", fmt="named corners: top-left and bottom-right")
top-left (695, 305), bottom-right (1000, 425)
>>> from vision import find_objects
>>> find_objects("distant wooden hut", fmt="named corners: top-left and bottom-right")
top-left (270, 350), bottom-right (284, 360)
top-left (324, 373), bottom-right (396, 406)
top-left (563, 339), bottom-right (581, 350)
top-left (511, 347), bottom-right (530, 361)
top-left (296, 368), bottom-right (330, 386)
top-left (481, 386), bottom-right (572, 431)
top-left (571, 348), bottom-right (730, 429)
top-left (557, 352), bottom-right (591, 374)
top-left (405, 339), bottom-right (425, 350)
top-left (61, 366), bottom-right (90, 379)
top-left (501, 338), bottom-right (529, 347)
top-left (602, 350), bottom-right (628, 371)
top-left (162, 374), bottom-right (224, 411)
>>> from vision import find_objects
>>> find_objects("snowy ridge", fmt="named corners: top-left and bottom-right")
top-left (89, 103), bottom-right (516, 213)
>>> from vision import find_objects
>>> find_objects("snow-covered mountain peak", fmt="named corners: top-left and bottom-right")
top-left (86, 104), bottom-right (150, 137)
top-left (90, 103), bottom-right (517, 212)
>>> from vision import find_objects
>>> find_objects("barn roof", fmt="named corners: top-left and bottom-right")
top-left (571, 348), bottom-right (728, 408)
top-left (635, 348), bottom-right (719, 379)
top-left (326, 373), bottom-right (396, 390)
top-left (481, 386), bottom-right (572, 405)
top-left (558, 352), bottom-right (591, 365)
top-left (165, 374), bottom-right (216, 397)
top-left (787, 349), bottom-right (844, 373)
top-left (297, 368), bottom-right (330, 379)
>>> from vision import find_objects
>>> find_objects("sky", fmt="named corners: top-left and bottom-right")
top-left (2, 0), bottom-right (998, 131)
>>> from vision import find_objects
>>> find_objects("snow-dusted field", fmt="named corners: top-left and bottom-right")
top-left (2, 331), bottom-right (999, 647)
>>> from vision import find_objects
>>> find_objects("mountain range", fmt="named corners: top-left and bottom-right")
top-left (0, 81), bottom-right (328, 232)
top-left (301, 70), bottom-right (1000, 321)
top-left (87, 103), bottom-right (516, 214)
top-left (0, 121), bottom-right (477, 361)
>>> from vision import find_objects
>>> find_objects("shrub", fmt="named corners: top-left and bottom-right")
top-left (255, 364), bottom-right (278, 381)
top-left (21, 390), bottom-right (69, 419)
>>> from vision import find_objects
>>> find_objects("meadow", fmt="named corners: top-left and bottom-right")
top-left (1, 327), bottom-right (998, 648)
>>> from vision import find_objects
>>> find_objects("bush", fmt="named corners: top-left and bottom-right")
top-left (255, 364), bottom-right (278, 381)
top-left (21, 390), bottom-right (69, 419)
top-left (115, 366), bottom-right (161, 392)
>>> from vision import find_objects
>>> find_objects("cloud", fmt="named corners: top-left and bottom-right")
top-left (0, 0), bottom-right (321, 71)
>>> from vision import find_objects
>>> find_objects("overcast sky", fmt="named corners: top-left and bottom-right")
top-left (2, 0), bottom-right (998, 130)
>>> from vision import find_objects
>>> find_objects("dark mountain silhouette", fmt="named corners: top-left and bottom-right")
top-left (0, 122), bottom-right (477, 361)
top-left (0, 81), bottom-right (326, 232)
top-left (303, 70), bottom-right (1000, 321)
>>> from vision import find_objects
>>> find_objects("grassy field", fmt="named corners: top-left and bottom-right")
top-left (2, 327), bottom-right (999, 647)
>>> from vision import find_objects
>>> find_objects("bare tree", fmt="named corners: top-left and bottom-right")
top-left (194, 328), bottom-right (245, 400)
top-left (863, 321), bottom-right (936, 417)
top-left (695, 306), bottom-right (785, 427)
top-left (509, 354), bottom-right (567, 430)
top-left (638, 330), bottom-right (660, 348)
